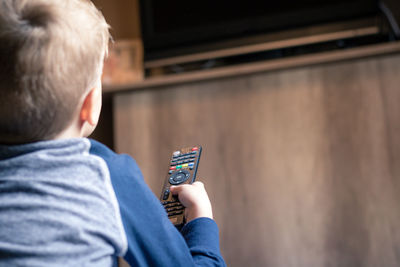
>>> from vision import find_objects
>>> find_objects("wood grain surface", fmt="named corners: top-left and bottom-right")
top-left (114, 54), bottom-right (400, 267)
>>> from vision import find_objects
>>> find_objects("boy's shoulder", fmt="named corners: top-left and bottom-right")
top-left (88, 138), bottom-right (144, 183)
top-left (88, 138), bottom-right (115, 158)
top-left (89, 139), bottom-right (131, 161)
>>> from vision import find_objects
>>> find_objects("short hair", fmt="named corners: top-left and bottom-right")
top-left (0, 0), bottom-right (110, 143)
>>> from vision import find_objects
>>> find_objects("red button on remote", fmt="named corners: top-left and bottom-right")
top-left (192, 147), bottom-right (199, 151)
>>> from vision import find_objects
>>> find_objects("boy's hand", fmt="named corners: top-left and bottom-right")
top-left (169, 181), bottom-right (213, 223)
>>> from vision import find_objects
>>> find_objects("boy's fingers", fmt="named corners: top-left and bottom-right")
top-left (192, 181), bottom-right (204, 188)
top-left (170, 181), bottom-right (205, 195)
top-left (170, 181), bottom-right (204, 194)
top-left (169, 184), bottom-right (185, 194)
top-left (169, 185), bottom-right (177, 194)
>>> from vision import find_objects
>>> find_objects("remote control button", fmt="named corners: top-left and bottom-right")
top-left (168, 213), bottom-right (182, 218)
top-left (172, 172), bottom-right (186, 182)
top-left (165, 202), bottom-right (183, 209)
top-left (188, 163), bottom-right (194, 169)
top-left (182, 163), bottom-right (189, 168)
top-left (174, 206), bottom-right (185, 211)
top-left (169, 166), bottom-right (176, 171)
top-left (173, 151), bottom-right (181, 157)
top-left (192, 147), bottom-right (199, 151)
top-left (168, 170), bottom-right (174, 174)
top-left (169, 170), bottom-right (190, 185)
top-left (162, 189), bottom-right (170, 200)
top-left (165, 203), bottom-right (182, 208)
top-left (167, 206), bottom-right (185, 212)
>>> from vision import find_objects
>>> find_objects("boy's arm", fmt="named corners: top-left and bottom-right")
top-left (89, 139), bottom-right (226, 267)
top-left (171, 182), bottom-right (225, 265)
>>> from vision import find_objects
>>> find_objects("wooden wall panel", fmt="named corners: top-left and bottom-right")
top-left (113, 54), bottom-right (400, 267)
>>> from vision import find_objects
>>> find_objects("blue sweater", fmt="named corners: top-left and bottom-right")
top-left (0, 138), bottom-right (226, 266)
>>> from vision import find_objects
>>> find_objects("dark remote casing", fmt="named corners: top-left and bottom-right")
top-left (160, 146), bottom-right (202, 227)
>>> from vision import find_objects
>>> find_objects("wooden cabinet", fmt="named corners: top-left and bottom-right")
top-left (113, 53), bottom-right (400, 267)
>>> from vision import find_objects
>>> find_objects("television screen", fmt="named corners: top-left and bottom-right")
top-left (140, 0), bottom-right (378, 60)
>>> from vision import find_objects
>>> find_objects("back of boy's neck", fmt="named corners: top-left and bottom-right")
top-left (0, 123), bottom-right (82, 145)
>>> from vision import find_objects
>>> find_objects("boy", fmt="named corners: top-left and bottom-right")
top-left (0, 0), bottom-right (226, 266)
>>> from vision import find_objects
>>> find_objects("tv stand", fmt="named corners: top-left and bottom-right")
top-left (145, 17), bottom-right (383, 69)
top-left (103, 17), bottom-right (400, 93)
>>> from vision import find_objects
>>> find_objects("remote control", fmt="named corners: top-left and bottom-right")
top-left (160, 146), bottom-right (202, 228)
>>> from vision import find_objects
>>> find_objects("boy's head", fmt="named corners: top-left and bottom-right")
top-left (0, 0), bottom-right (110, 144)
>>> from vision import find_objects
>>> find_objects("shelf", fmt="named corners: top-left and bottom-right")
top-left (103, 41), bottom-right (400, 93)
top-left (144, 18), bottom-right (380, 68)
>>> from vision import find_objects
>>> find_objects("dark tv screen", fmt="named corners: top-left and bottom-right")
top-left (140, 0), bottom-right (378, 60)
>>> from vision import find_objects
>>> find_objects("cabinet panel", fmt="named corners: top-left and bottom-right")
top-left (114, 54), bottom-right (400, 267)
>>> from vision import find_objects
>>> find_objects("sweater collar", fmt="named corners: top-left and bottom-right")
top-left (0, 138), bottom-right (90, 160)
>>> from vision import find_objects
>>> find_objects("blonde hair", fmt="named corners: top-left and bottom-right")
top-left (0, 0), bottom-right (110, 143)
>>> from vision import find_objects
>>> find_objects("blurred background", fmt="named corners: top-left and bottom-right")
top-left (91, 1), bottom-right (400, 266)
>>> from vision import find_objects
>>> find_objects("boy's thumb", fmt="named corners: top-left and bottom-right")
top-left (169, 185), bottom-right (180, 194)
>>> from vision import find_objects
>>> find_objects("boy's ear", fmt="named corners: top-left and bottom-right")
top-left (80, 86), bottom-right (102, 127)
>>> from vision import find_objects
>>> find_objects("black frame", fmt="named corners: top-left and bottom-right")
top-left (140, 0), bottom-right (379, 60)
